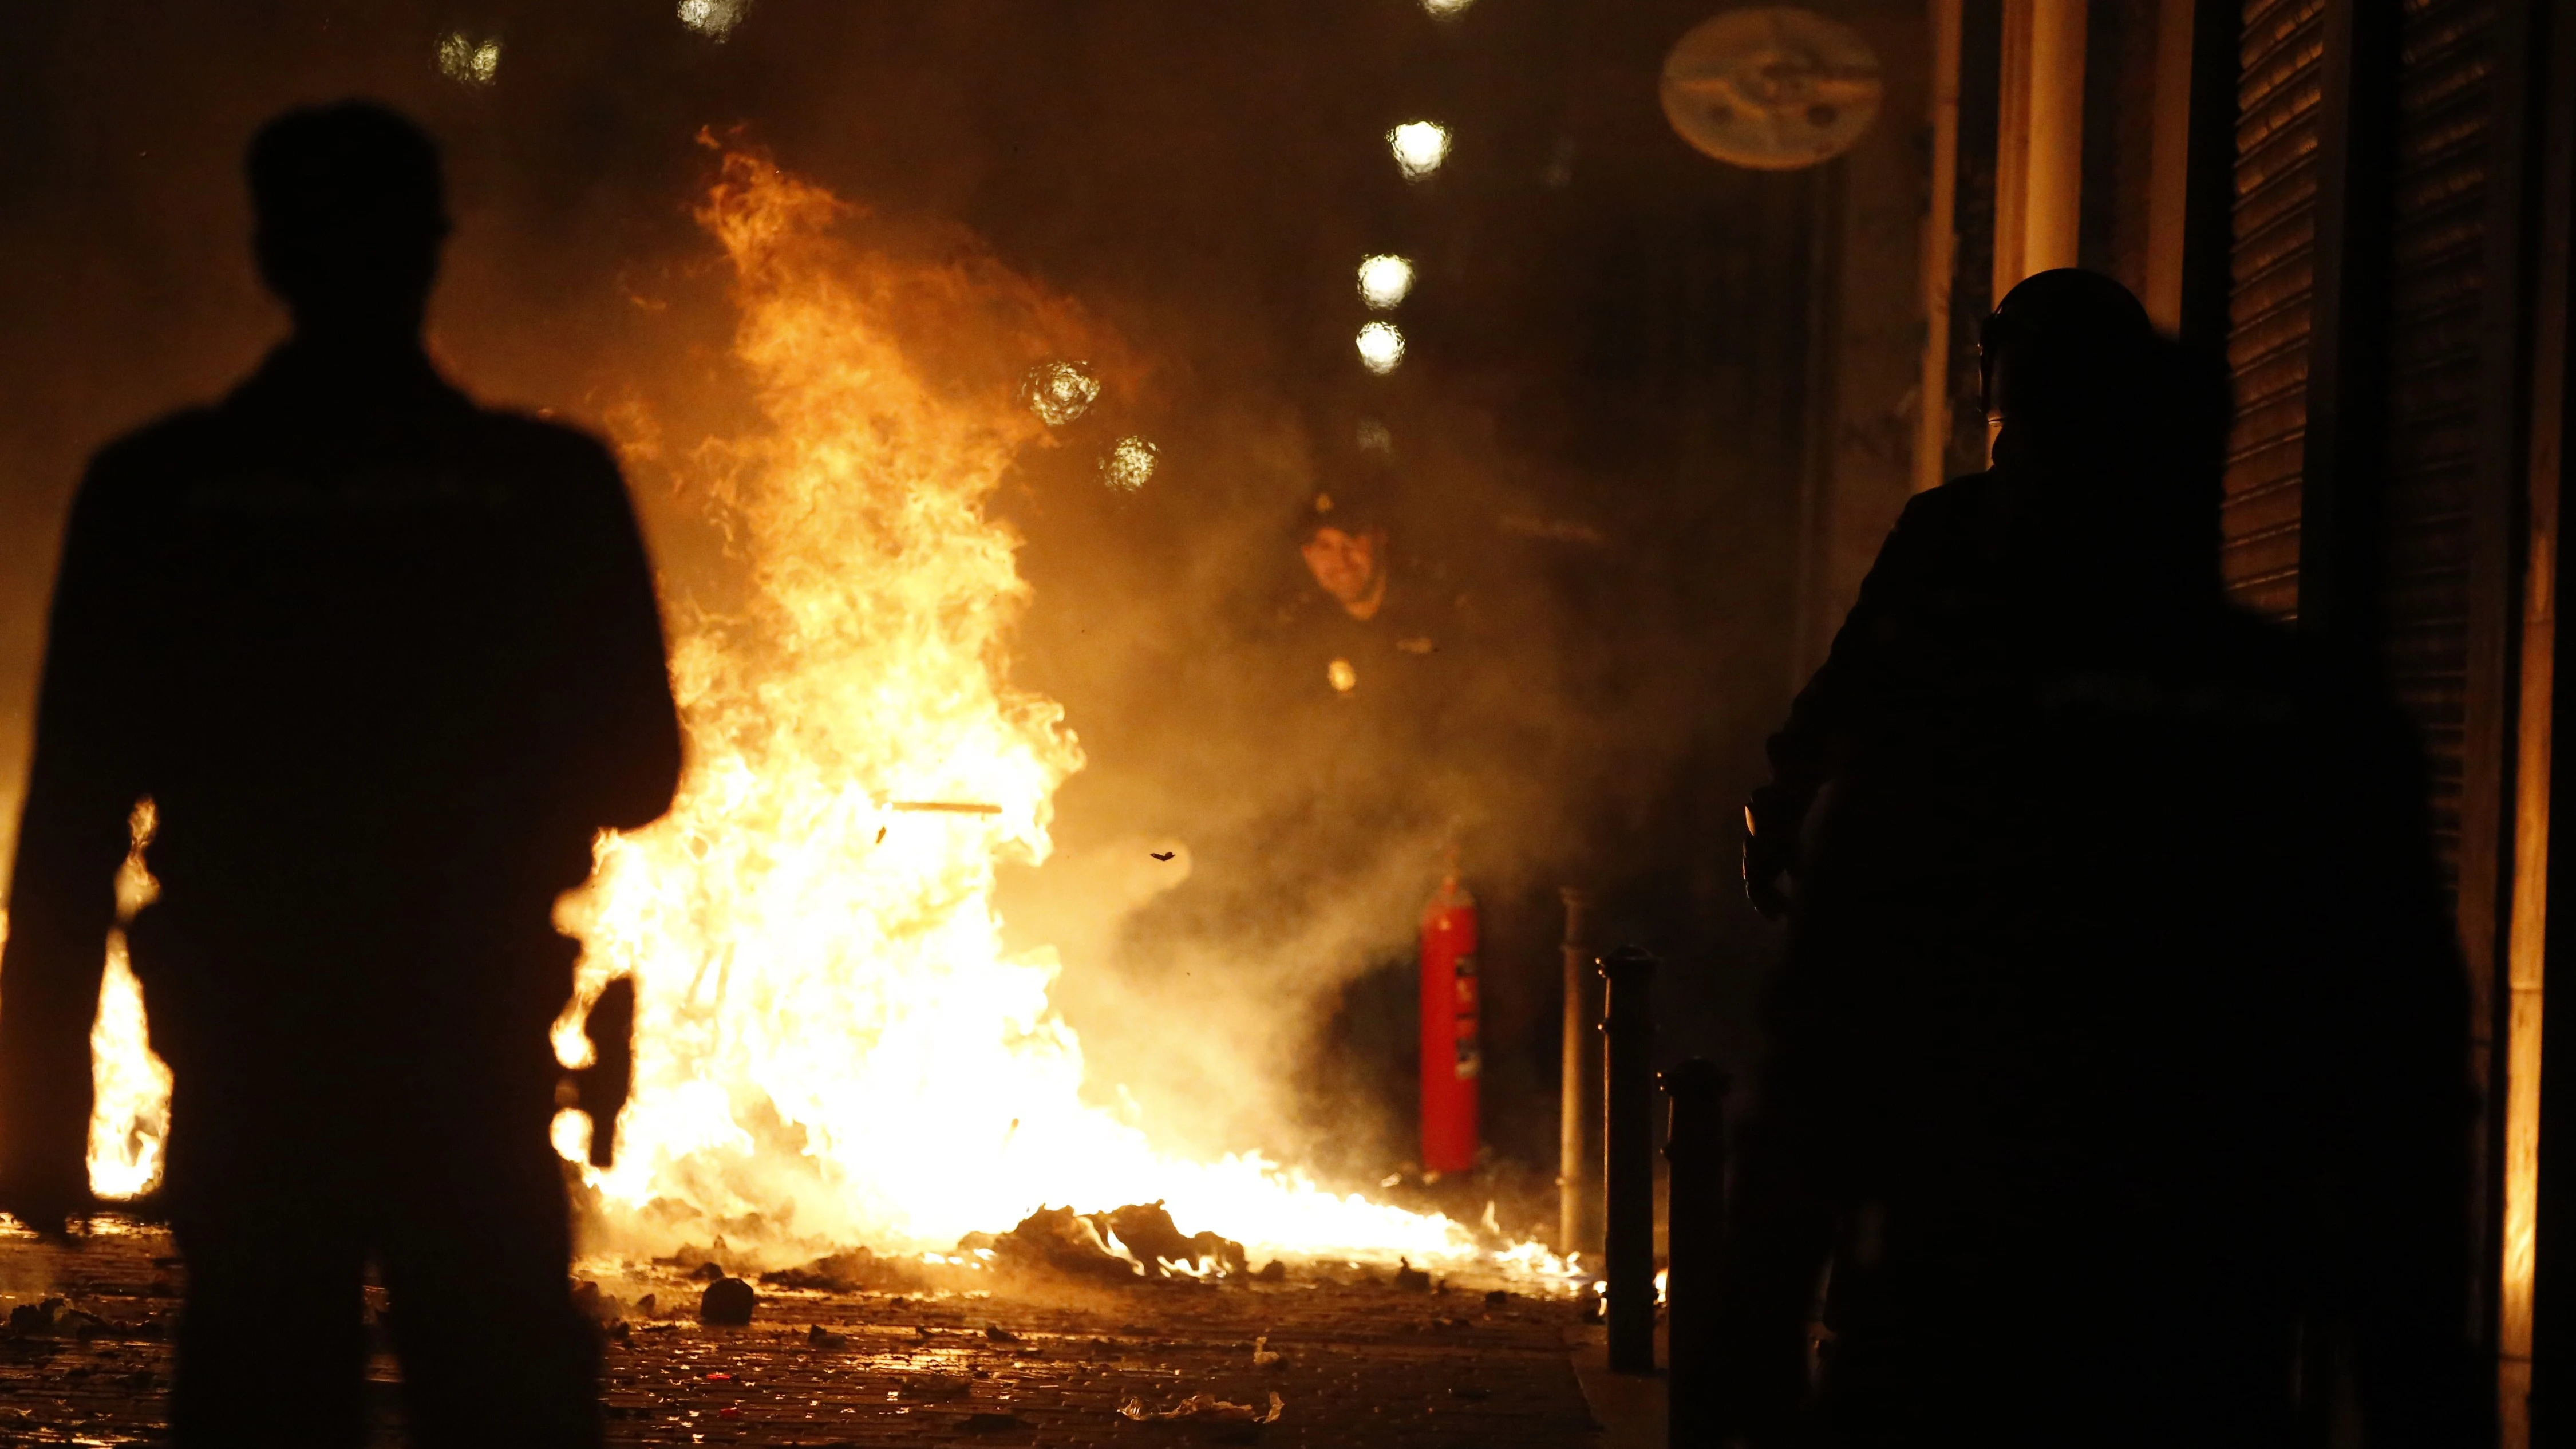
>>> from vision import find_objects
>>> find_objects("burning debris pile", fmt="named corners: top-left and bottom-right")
top-left (961, 1201), bottom-right (1249, 1282)
top-left (704, 1200), bottom-right (1254, 1292)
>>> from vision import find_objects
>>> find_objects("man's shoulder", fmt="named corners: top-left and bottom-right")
top-left (77, 400), bottom-right (633, 540)
top-left (99, 388), bottom-right (617, 467)
top-left (467, 405), bottom-right (612, 458)
top-left (77, 407), bottom-right (231, 511)
top-left (1835, 472), bottom-right (2004, 597)
top-left (90, 406), bottom-right (226, 475)
top-left (1897, 470), bottom-right (2007, 528)
top-left (451, 405), bottom-right (624, 485)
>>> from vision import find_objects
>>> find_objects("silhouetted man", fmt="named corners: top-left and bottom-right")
top-left (1722, 270), bottom-right (2479, 1446)
top-left (0, 102), bottom-right (679, 1447)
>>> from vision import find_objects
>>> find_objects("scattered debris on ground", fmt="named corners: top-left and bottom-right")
top-left (654, 1238), bottom-right (731, 1273)
top-left (572, 1279), bottom-right (634, 1323)
top-left (0, 1218), bottom-right (1597, 1446)
top-left (698, 1276), bottom-right (756, 1325)
top-left (758, 1246), bottom-right (922, 1294)
top-left (1117, 1390), bottom-right (1285, 1424)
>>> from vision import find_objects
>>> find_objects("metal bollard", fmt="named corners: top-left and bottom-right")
top-left (1598, 944), bottom-right (1657, 1373)
top-left (1558, 887), bottom-right (1598, 1257)
top-left (1661, 1057), bottom-right (1729, 1446)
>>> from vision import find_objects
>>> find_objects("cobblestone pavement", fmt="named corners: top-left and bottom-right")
top-left (0, 1220), bottom-right (1604, 1447)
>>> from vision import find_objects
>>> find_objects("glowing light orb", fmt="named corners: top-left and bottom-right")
top-left (1386, 122), bottom-right (1452, 180)
top-left (436, 33), bottom-right (501, 86)
top-left (1101, 436), bottom-right (1159, 491)
top-left (1356, 255), bottom-right (1415, 311)
top-left (678, 0), bottom-right (751, 38)
top-left (1356, 322), bottom-right (1407, 375)
top-left (1021, 361), bottom-right (1103, 427)
top-left (1423, 0), bottom-right (1478, 14)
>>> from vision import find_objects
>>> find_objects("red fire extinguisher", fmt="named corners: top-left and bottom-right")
top-left (1419, 872), bottom-right (1480, 1175)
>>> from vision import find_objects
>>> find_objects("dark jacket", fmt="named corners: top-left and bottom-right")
top-left (1723, 460), bottom-right (2479, 1446)
top-left (0, 342), bottom-right (681, 1203)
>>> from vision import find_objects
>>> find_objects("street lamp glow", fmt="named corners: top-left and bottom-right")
top-left (1356, 322), bottom-right (1408, 374)
top-left (1357, 254), bottom-right (1416, 310)
top-left (1386, 121), bottom-right (1452, 180)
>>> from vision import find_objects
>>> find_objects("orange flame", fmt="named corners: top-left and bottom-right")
top-left (86, 797), bottom-right (170, 1200)
top-left (554, 148), bottom-right (1521, 1268)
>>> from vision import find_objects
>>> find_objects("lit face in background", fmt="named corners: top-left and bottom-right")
top-left (1301, 525), bottom-right (1385, 617)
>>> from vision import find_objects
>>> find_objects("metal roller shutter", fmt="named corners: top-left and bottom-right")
top-left (2379, 0), bottom-right (2497, 891)
top-left (2223, 0), bottom-right (2326, 621)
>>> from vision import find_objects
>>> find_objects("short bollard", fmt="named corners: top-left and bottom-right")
top-left (1661, 1057), bottom-right (1729, 1447)
top-left (1598, 945), bottom-right (1657, 1374)
top-left (1558, 887), bottom-right (1599, 1258)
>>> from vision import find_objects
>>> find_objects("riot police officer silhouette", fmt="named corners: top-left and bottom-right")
top-left (1723, 271), bottom-right (2479, 1446)
top-left (0, 102), bottom-right (678, 1446)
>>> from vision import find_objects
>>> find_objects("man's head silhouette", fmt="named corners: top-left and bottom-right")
top-left (1981, 269), bottom-right (2223, 598)
top-left (1980, 268), bottom-right (2155, 457)
top-left (247, 101), bottom-right (448, 347)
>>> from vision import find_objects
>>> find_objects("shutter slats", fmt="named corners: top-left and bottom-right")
top-left (2222, 0), bottom-right (2328, 619)
top-left (2379, 0), bottom-right (2495, 888)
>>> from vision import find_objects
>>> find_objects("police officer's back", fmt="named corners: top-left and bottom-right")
top-left (1721, 271), bottom-right (2479, 1446)
top-left (0, 102), bottom-right (678, 1448)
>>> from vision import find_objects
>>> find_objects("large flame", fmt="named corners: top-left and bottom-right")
top-left (556, 148), bottom-right (1491, 1265)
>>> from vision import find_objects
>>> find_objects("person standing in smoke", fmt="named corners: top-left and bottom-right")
top-left (1287, 480), bottom-right (1455, 720)
top-left (0, 103), bottom-right (678, 1447)
top-left (1721, 270), bottom-right (2480, 1446)
top-left (1275, 478), bottom-right (1480, 1172)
